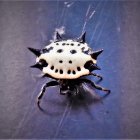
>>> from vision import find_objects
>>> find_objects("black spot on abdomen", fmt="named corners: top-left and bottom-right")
top-left (42, 47), bottom-right (53, 53)
top-left (84, 60), bottom-right (93, 69)
top-left (70, 50), bottom-right (77, 54)
top-left (60, 69), bottom-right (63, 74)
top-left (57, 49), bottom-right (63, 53)
top-left (77, 67), bottom-right (81, 71)
top-left (69, 60), bottom-right (72, 64)
top-left (51, 66), bottom-right (54, 70)
top-left (59, 60), bottom-right (63, 63)
top-left (81, 47), bottom-right (90, 55)
top-left (67, 70), bottom-right (71, 74)
top-left (55, 69), bottom-right (58, 73)
top-left (72, 70), bottom-right (76, 74)
top-left (39, 59), bottom-right (48, 67)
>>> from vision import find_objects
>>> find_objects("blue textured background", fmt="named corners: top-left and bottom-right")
top-left (0, 1), bottom-right (140, 139)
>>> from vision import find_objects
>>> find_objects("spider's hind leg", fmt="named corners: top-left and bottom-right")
top-left (37, 81), bottom-right (59, 108)
top-left (79, 78), bottom-right (110, 96)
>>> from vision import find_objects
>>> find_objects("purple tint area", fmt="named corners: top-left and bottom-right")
top-left (0, 1), bottom-right (140, 139)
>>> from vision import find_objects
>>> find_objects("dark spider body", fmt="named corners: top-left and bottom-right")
top-left (28, 32), bottom-right (110, 109)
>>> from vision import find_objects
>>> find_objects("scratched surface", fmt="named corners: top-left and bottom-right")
top-left (0, 1), bottom-right (140, 139)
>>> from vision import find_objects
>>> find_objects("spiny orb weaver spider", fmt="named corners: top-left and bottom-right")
top-left (28, 32), bottom-right (110, 109)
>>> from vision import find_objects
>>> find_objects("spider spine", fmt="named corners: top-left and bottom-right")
top-left (77, 31), bottom-right (86, 43)
top-left (28, 47), bottom-right (41, 57)
top-left (30, 63), bottom-right (43, 70)
top-left (90, 49), bottom-right (103, 60)
top-left (56, 32), bottom-right (63, 40)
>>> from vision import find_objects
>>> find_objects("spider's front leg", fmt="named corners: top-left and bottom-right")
top-left (89, 73), bottom-right (103, 80)
top-left (79, 78), bottom-right (110, 95)
top-left (37, 81), bottom-right (59, 108)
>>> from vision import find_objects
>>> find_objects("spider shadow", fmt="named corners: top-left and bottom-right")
top-left (66, 84), bottom-right (107, 109)
top-left (65, 81), bottom-right (110, 120)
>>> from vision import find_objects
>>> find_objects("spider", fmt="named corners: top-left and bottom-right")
top-left (28, 32), bottom-right (110, 109)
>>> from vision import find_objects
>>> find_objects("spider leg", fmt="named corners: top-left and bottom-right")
top-left (89, 73), bottom-right (103, 80)
top-left (60, 88), bottom-right (69, 95)
top-left (37, 81), bottom-right (59, 108)
top-left (79, 78), bottom-right (110, 94)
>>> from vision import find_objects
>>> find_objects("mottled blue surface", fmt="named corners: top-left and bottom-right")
top-left (0, 1), bottom-right (140, 139)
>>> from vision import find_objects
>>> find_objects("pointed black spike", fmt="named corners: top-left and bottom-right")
top-left (28, 47), bottom-right (41, 57)
top-left (56, 32), bottom-right (62, 40)
top-left (78, 31), bottom-right (86, 43)
top-left (91, 49), bottom-right (103, 60)
top-left (30, 63), bottom-right (42, 70)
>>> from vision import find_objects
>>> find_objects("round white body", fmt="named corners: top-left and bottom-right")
top-left (37, 40), bottom-right (96, 79)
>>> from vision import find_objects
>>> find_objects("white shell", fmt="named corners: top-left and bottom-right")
top-left (37, 40), bottom-right (96, 79)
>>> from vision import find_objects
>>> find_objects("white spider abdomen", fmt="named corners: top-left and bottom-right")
top-left (37, 40), bottom-right (96, 79)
